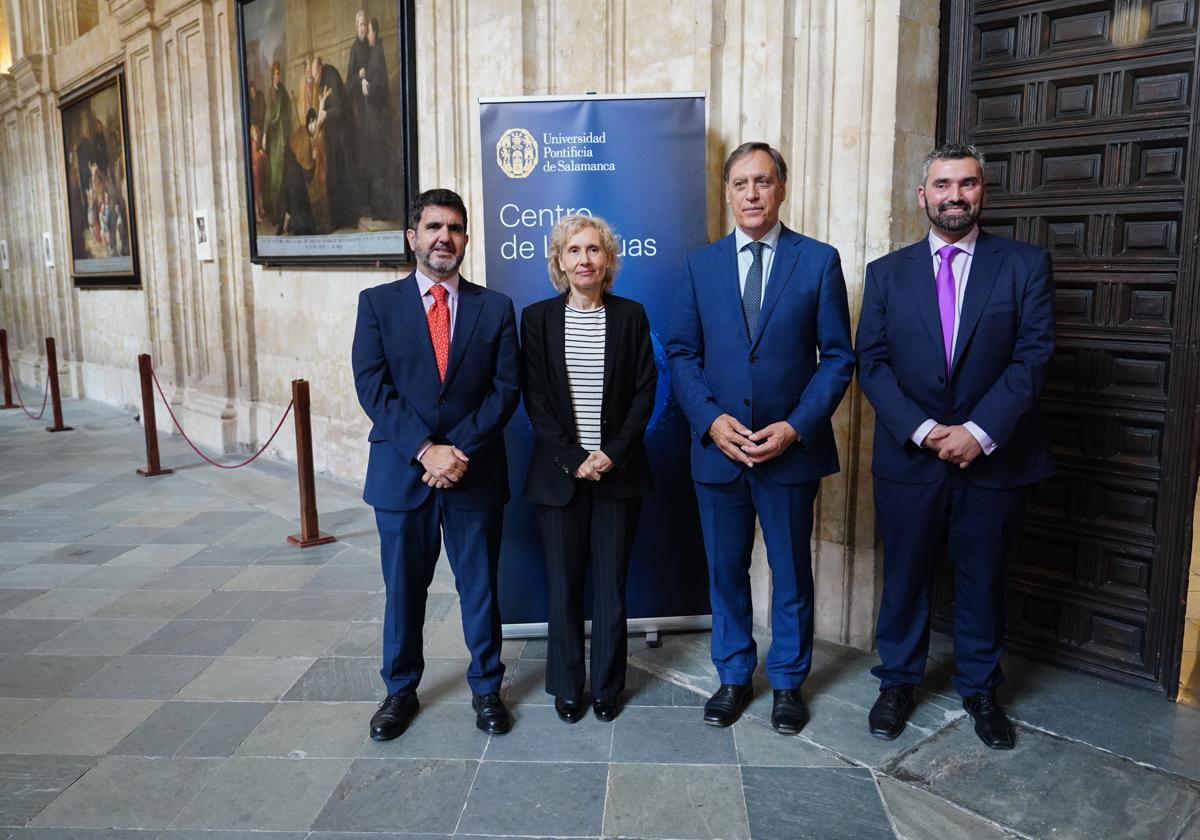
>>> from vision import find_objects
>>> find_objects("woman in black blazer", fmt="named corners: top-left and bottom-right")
top-left (520, 214), bottom-right (657, 723)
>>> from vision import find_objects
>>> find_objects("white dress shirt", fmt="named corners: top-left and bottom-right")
top-left (414, 270), bottom-right (460, 461)
top-left (910, 227), bottom-right (997, 455)
top-left (733, 221), bottom-right (782, 307)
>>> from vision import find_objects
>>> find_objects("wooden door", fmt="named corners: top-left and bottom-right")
top-left (937, 0), bottom-right (1200, 694)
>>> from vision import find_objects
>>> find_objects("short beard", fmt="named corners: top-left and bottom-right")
top-left (420, 249), bottom-right (464, 279)
top-left (927, 202), bottom-right (979, 232)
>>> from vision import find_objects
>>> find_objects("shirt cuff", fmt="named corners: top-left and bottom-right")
top-left (963, 421), bottom-right (997, 455)
top-left (911, 419), bottom-right (938, 448)
top-left (415, 439), bottom-right (434, 462)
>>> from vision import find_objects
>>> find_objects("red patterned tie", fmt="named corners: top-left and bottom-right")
top-left (428, 284), bottom-right (450, 381)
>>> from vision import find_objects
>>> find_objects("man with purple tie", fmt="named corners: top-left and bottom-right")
top-left (855, 144), bottom-right (1055, 749)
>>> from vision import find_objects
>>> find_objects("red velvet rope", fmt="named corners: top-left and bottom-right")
top-left (149, 364), bottom-right (294, 470)
top-left (5, 357), bottom-right (50, 421)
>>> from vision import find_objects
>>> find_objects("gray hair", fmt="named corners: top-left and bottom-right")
top-left (921, 143), bottom-right (986, 184)
top-left (546, 215), bottom-right (620, 294)
top-left (723, 142), bottom-right (788, 184)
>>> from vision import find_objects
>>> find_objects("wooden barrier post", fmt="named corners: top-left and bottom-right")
top-left (0, 329), bottom-right (16, 409)
top-left (44, 337), bottom-right (73, 433)
top-left (287, 378), bottom-right (335, 548)
top-left (136, 354), bottom-right (173, 476)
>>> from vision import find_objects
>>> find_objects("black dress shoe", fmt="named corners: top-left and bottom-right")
top-left (472, 692), bottom-right (512, 735)
top-left (770, 688), bottom-right (808, 735)
top-left (369, 693), bottom-right (419, 741)
top-left (555, 696), bottom-right (586, 723)
top-left (703, 683), bottom-right (752, 727)
top-left (962, 694), bottom-right (1015, 750)
top-left (592, 697), bottom-right (620, 722)
top-left (868, 685), bottom-right (915, 741)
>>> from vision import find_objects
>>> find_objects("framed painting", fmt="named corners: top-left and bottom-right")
top-left (58, 69), bottom-right (140, 287)
top-left (236, 0), bottom-right (418, 266)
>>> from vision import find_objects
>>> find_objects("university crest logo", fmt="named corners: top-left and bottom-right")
top-left (496, 128), bottom-right (539, 179)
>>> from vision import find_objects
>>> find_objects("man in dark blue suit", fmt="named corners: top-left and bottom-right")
top-left (856, 144), bottom-right (1055, 749)
top-left (667, 142), bottom-right (854, 734)
top-left (352, 188), bottom-right (520, 740)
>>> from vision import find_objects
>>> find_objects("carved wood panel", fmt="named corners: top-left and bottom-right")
top-left (938, 0), bottom-right (1200, 693)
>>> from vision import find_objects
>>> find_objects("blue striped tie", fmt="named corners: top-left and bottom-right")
top-left (743, 241), bottom-right (764, 339)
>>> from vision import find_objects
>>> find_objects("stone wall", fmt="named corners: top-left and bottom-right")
top-left (0, 0), bottom-right (941, 649)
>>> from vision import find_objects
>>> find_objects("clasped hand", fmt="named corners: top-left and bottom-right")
top-left (708, 414), bottom-right (798, 468)
top-left (574, 450), bottom-right (614, 481)
top-left (923, 424), bottom-right (982, 468)
top-left (420, 444), bottom-right (469, 489)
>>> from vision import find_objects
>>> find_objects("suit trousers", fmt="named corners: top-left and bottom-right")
top-left (536, 483), bottom-right (641, 702)
top-left (374, 495), bottom-right (505, 697)
top-left (871, 470), bottom-right (1028, 697)
top-left (694, 472), bottom-right (820, 688)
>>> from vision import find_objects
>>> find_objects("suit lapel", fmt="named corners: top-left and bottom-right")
top-left (950, 231), bottom-right (1001, 375)
top-left (442, 278), bottom-right (482, 391)
top-left (712, 235), bottom-right (750, 349)
top-left (397, 276), bottom-right (441, 388)
top-left (751, 228), bottom-right (798, 349)
top-left (906, 241), bottom-right (946, 364)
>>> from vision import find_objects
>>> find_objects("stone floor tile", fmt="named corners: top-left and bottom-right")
top-left (327, 622), bottom-right (381, 658)
top-left (0, 754), bottom-right (97, 826)
top-left (1180, 813), bottom-right (1200, 840)
top-left (110, 700), bottom-right (272, 758)
top-left (352, 592), bottom-right (387, 622)
top-left (282, 657), bottom-right (382, 702)
top-left (90, 590), bottom-right (206, 620)
top-left (877, 776), bottom-right (1017, 840)
top-left (176, 590), bottom-right (285, 619)
top-left (0, 655), bottom-right (111, 698)
top-left (60, 566), bottom-right (166, 590)
top-left (223, 620), bottom-right (347, 657)
top-left (741, 766), bottom-right (894, 840)
top-left (29, 756), bottom-right (219, 829)
top-left (3, 589), bottom-right (127, 621)
top-left (104, 545), bottom-right (204, 568)
top-left (257, 541), bottom-right (346, 566)
top-left (733, 716), bottom-right (853, 767)
top-left (235, 701), bottom-right (373, 758)
top-left (157, 832), bottom-right (306, 840)
top-left (0, 619), bottom-right (77, 654)
top-left (604, 762), bottom-right (749, 840)
top-left (8, 829), bottom-right (157, 839)
top-left (0, 566), bottom-right (92, 590)
top-left (482, 703), bottom-right (612, 763)
top-left (129, 619), bottom-right (252, 656)
top-left (0, 698), bottom-right (160, 755)
top-left (299, 567), bottom-right (382, 593)
top-left (117, 511), bottom-right (194, 529)
top-left (171, 756), bottom-right (351, 831)
top-left (145, 526), bottom-right (217, 546)
top-left (218, 566), bottom-right (319, 592)
top-left (456, 760), bottom-right (606, 836)
top-left (0, 589), bottom-right (49, 615)
top-left (0, 698), bottom-right (54, 738)
top-left (80, 527), bottom-right (166, 546)
top-left (176, 656), bottom-right (313, 701)
top-left (40, 544), bottom-right (136, 565)
top-left (178, 545), bottom-right (270, 566)
top-left (0, 545), bottom-right (66, 568)
top-left (310, 758), bottom-right (477, 834)
top-left (610, 706), bottom-right (738, 764)
top-left (69, 655), bottom-right (213, 699)
top-left (257, 592), bottom-right (373, 621)
top-left (138, 566), bottom-right (240, 591)
top-left (31, 619), bottom-right (168, 656)
top-left (183, 510), bottom-right (264, 529)
top-left (888, 718), bottom-right (1200, 840)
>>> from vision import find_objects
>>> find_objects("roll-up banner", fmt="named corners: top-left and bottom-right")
top-left (478, 93), bottom-right (711, 636)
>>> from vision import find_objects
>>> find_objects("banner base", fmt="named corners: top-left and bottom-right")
top-left (502, 613), bottom-right (712, 641)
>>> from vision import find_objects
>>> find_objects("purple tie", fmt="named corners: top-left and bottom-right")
top-left (935, 245), bottom-right (961, 372)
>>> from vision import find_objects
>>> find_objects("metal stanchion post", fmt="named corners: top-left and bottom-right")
top-left (136, 354), bottom-right (173, 476)
top-left (44, 337), bottom-right (73, 433)
top-left (286, 379), bottom-right (335, 548)
top-left (0, 329), bottom-right (16, 410)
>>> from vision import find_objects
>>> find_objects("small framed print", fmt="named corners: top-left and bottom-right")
top-left (194, 210), bottom-right (213, 261)
top-left (43, 232), bottom-right (54, 268)
top-left (0, 240), bottom-right (9, 271)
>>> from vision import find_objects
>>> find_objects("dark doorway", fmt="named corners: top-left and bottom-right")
top-left (936, 0), bottom-right (1200, 695)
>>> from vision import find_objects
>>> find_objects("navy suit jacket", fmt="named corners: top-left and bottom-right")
top-left (352, 273), bottom-right (520, 511)
top-left (666, 225), bottom-right (855, 485)
top-left (855, 230), bottom-right (1055, 489)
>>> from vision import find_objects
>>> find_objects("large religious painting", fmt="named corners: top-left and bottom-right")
top-left (236, 0), bottom-right (417, 265)
top-left (59, 69), bottom-right (140, 286)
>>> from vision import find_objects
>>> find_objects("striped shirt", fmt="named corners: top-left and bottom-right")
top-left (564, 304), bottom-right (606, 452)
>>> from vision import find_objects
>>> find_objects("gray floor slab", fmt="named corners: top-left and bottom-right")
top-left (256, 592), bottom-right (373, 621)
top-left (178, 545), bottom-right (271, 566)
top-left (456, 760), bottom-right (607, 837)
top-left (483, 703), bottom-right (612, 763)
top-left (310, 758), bottom-right (477, 834)
top-left (90, 590), bottom-right (207, 620)
top-left (176, 656), bottom-right (313, 702)
top-left (223, 620), bottom-right (348, 656)
top-left (30, 619), bottom-right (168, 656)
top-left (111, 700), bottom-right (273, 757)
top-left (282, 657), bottom-right (381, 702)
top-left (610, 705), bottom-right (738, 764)
top-left (68, 655), bottom-right (213, 699)
top-left (0, 698), bottom-right (160, 755)
top-left (603, 762), bottom-right (750, 840)
top-left (0, 590), bottom-right (49, 615)
top-left (29, 756), bottom-right (219, 829)
top-left (235, 701), bottom-right (374, 758)
top-left (177, 590), bottom-right (286, 619)
top-left (877, 776), bottom-right (1018, 840)
top-left (733, 717), bottom-right (853, 767)
top-left (0, 754), bottom-right (97, 826)
top-left (0, 655), bottom-right (112, 698)
top-left (0, 699), bottom-right (54, 739)
top-left (129, 619), bottom-right (253, 656)
top-left (171, 757), bottom-right (351, 831)
top-left (40, 544), bottom-right (136, 565)
top-left (3, 589), bottom-right (128, 621)
top-left (741, 766), bottom-right (895, 840)
top-left (889, 718), bottom-right (1200, 840)
top-left (0, 620), bottom-right (77, 654)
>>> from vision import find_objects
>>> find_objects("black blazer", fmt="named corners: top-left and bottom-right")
top-left (521, 293), bottom-right (657, 506)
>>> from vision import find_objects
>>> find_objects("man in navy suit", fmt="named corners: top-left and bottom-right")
top-left (352, 188), bottom-right (520, 740)
top-left (856, 144), bottom-right (1055, 749)
top-left (667, 142), bottom-right (854, 734)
